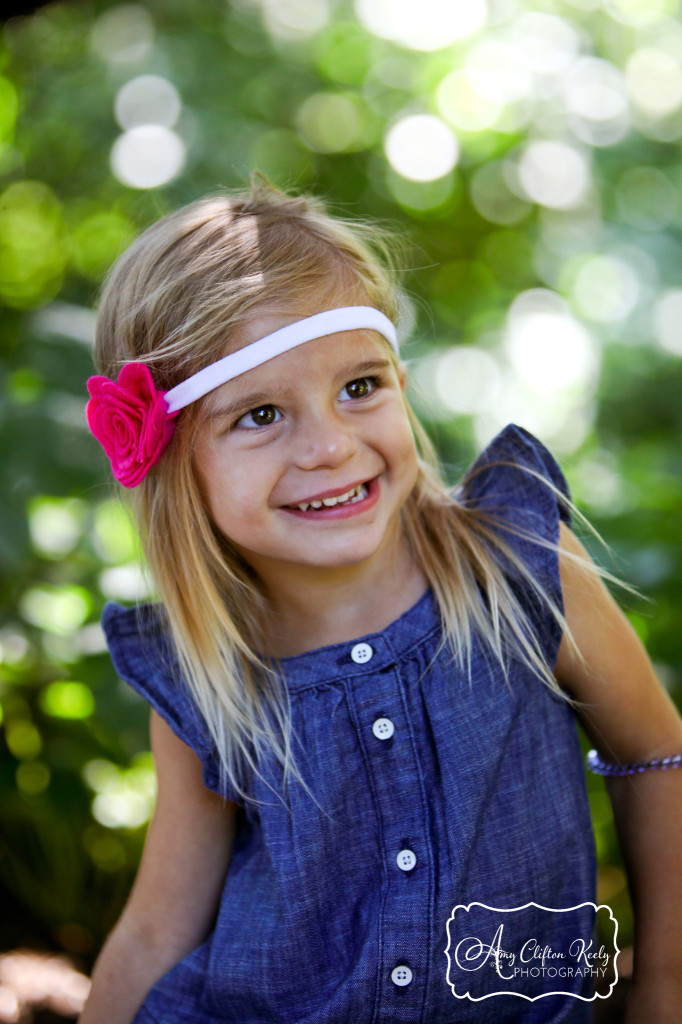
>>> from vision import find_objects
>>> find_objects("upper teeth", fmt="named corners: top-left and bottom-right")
top-left (293, 483), bottom-right (367, 512)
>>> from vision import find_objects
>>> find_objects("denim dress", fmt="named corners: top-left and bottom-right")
top-left (102, 423), bottom-right (598, 1024)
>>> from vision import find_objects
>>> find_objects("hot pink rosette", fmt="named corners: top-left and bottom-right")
top-left (86, 363), bottom-right (179, 488)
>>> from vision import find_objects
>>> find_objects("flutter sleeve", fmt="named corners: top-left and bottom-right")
top-left (456, 422), bottom-right (574, 671)
top-left (101, 601), bottom-right (238, 801)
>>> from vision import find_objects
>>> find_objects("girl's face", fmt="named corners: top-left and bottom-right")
top-left (193, 315), bottom-right (419, 588)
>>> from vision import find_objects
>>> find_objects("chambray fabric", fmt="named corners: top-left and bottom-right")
top-left (102, 423), bottom-right (597, 1024)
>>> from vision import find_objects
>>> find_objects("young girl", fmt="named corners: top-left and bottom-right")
top-left (79, 179), bottom-right (682, 1024)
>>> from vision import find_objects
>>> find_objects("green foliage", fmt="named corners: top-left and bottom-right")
top-left (0, 0), bottom-right (680, 971)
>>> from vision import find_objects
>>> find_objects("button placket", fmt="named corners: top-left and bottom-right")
top-left (347, 650), bottom-right (430, 1020)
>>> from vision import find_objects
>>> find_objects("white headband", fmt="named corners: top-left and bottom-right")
top-left (164, 306), bottom-right (399, 414)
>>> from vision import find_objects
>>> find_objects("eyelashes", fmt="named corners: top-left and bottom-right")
top-left (339, 375), bottom-right (381, 402)
top-left (232, 374), bottom-right (385, 432)
top-left (235, 405), bottom-right (283, 430)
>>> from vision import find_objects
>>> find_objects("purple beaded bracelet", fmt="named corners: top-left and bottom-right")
top-left (587, 748), bottom-right (682, 777)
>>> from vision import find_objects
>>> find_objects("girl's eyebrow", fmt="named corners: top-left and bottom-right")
top-left (207, 357), bottom-right (393, 420)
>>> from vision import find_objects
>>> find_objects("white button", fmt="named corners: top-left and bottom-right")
top-left (372, 717), bottom-right (394, 740)
top-left (350, 642), bottom-right (373, 664)
top-left (396, 849), bottom-right (417, 872)
top-left (391, 965), bottom-right (413, 987)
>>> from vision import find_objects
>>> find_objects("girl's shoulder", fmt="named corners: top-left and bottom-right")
top-left (101, 598), bottom-right (188, 703)
top-left (100, 600), bottom-right (226, 795)
top-left (101, 598), bottom-right (167, 645)
top-left (452, 424), bottom-right (575, 670)
top-left (101, 600), bottom-right (178, 687)
top-left (445, 423), bottom-right (577, 676)
top-left (454, 421), bottom-right (573, 537)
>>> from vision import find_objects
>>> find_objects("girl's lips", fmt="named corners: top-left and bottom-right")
top-left (280, 476), bottom-right (380, 520)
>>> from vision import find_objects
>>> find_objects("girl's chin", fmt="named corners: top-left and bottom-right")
top-left (282, 536), bottom-right (388, 573)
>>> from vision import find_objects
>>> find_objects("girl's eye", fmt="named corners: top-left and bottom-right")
top-left (339, 376), bottom-right (379, 402)
top-left (236, 405), bottom-right (282, 429)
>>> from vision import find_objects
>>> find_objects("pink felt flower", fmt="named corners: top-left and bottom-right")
top-left (86, 363), bottom-right (179, 488)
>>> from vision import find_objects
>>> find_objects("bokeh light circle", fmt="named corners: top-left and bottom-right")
top-left (114, 75), bottom-right (181, 130)
top-left (296, 92), bottom-right (367, 152)
top-left (464, 40), bottom-right (532, 106)
top-left (653, 289), bottom-right (682, 355)
top-left (261, 0), bottom-right (331, 42)
top-left (354, 0), bottom-right (487, 51)
top-left (470, 162), bottom-right (531, 225)
top-left (517, 141), bottom-right (590, 209)
top-left (436, 70), bottom-right (502, 132)
top-left (110, 126), bottom-right (186, 189)
top-left (508, 12), bottom-right (580, 74)
top-left (435, 347), bottom-right (502, 414)
top-left (563, 57), bottom-right (630, 146)
top-left (90, 4), bottom-right (155, 63)
top-left (505, 289), bottom-right (599, 394)
top-left (384, 114), bottom-right (459, 182)
top-left (571, 255), bottom-right (640, 323)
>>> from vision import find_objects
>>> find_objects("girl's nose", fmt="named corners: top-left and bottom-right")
top-left (293, 412), bottom-right (358, 470)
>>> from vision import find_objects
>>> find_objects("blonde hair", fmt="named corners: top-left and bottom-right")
top-left (94, 174), bottom-right (635, 810)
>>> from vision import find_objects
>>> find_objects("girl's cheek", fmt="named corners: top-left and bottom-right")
top-left (229, 481), bottom-right (270, 518)
top-left (390, 417), bottom-right (419, 458)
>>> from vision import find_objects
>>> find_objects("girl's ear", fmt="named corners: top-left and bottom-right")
top-left (397, 360), bottom-right (407, 392)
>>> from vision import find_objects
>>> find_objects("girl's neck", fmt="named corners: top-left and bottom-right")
top-left (258, 538), bottom-right (429, 659)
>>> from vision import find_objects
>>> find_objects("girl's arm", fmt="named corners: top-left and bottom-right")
top-left (78, 709), bottom-right (239, 1024)
top-left (554, 521), bottom-right (682, 1024)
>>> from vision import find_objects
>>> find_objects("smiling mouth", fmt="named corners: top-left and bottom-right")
top-left (284, 481), bottom-right (370, 512)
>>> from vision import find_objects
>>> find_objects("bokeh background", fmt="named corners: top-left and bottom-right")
top-left (1, 0), bottom-right (681, 1017)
